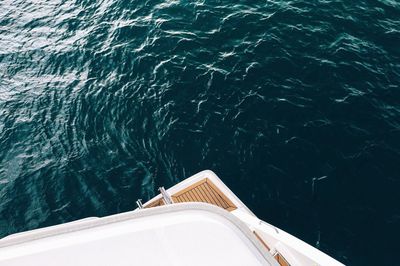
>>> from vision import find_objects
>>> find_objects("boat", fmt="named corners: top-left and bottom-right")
top-left (0, 170), bottom-right (344, 265)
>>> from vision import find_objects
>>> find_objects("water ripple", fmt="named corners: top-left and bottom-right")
top-left (1, 0), bottom-right (400, 265)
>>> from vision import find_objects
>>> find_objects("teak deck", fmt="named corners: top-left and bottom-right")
top-left (274, 253), bottom-right (290, 266)
top-left (144, 178), bottom-right (237, 211)
top-left (144, 177), bottom-right (291, 266)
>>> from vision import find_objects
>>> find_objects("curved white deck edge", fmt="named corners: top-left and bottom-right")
top-left (141, 170), bottom-right (344, 266)
top-left (203, 170), bottom-right (344, 266)
top-left (0, 202), bottom-right (279, 266)
top-left (233, 210), bottom-right (345, 266)
top-left (1, 170), bottom-right (345, 266)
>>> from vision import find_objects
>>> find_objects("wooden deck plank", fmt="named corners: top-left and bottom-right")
top-left (253, 231), bottom-right (270, 251)
top-left (145, 178), bottom-right (237, 211)
top-left (203, 182), bottom-right (225, 207)
top-left (274, 253), bottom-right (290, 266)
top-left (194, 185), bottom-right (208, 200)
top-left (199, 183), bottom-right (219, 206)
top-left (172, 196), bottom-right (181, 203)
top-left (173, 179), bottom-right (207, 197)
top-left (206, 179), bottom-right (236, 209)
top-left (145, 198), bottom-right (164, 208)
top-left (191, 188), bottom-right (203, 201)
top-left (193, 186), bottom-right (209, 204)
top-left (188, 190), bottom-right (199, 202)
top-left (180, 194), bottom-right (190, 202)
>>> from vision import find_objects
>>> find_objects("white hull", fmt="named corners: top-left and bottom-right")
top-left (0, 170), bottom-right (344, 266)
top-left (142, 170), bottom-right (344, 266)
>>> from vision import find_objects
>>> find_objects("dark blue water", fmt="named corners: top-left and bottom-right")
top-left (1, 0), bottom-right (400, 264)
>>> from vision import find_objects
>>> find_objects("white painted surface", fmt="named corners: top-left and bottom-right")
top-left (232, 209), bottom-right (345, 266)
top-left (0, 205), bottom-right (275, 266)
top-left (164, 170), bottom-right (345, 266)
top-left (0, 170), bottom-right (345, 266)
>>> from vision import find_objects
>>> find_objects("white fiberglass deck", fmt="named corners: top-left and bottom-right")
top-left (0, 204), bottom-right (277, 266)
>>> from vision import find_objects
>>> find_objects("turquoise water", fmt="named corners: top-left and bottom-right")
top-left (1, 0), bottom-right (400, 264)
